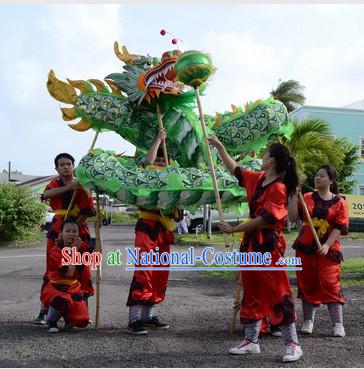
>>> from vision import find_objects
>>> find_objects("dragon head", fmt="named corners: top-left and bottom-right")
top-left (106, 42), bottom-right (184, 105)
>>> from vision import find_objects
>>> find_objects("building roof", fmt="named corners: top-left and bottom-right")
top-left (20, 175), bottom-right (55, 187)
top-left (0, 172), bottom-right (40, 184)
top-left (21, 175), bottom-right (56, 194)
top-left (343, 99), bottom-right (364, 110)
top-left (292, 103), bottom-right (364, 115)
top-left (0, 173), bottom-right (55, 195)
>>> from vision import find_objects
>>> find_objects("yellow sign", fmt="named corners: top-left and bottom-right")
top-left (343, 194), bottom-right (364, 218)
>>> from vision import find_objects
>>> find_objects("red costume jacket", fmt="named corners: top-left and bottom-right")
top-left (293, 191), bottom-right (349, 261)
top-left (293, 192), bottom-right (349, 305)
top-left (40, 240), bottom-right (93, 327)
top-left (41, 177), bottom-right (95, 242)
top-left (234, 167), bottom-right (296, 325)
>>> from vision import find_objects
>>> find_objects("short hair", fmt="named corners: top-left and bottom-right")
top-left (61, 217), bottom-right (79, 231)
top-left (54, 153), bottom-right (75, 168)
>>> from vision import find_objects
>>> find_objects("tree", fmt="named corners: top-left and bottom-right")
top-left (283, 118), bottom-right (343, 183)
top-left (304, 138), bottom-right (360, 194)
top-left (335, 138), bottom-right (360, 193)
top-left (280, 118), bottom-right (360, 194)
top-left (0, 184), bottom-right (46, 241)
top-left (270, 79), bottom-right (306, 112)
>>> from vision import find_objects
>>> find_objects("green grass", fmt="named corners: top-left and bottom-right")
top-left (195, 261), bottom-right (236, 278)
top-left (283, 231), bottom-right (299, 243)
top-left (176, 230), bottom-right (300, 246)
top-left (0, 227), bottom-right (44, 248)
top-left (341, 279), bottom-right (364, 287)
top-left (194, 258), bottom-right (364, 283)
top-left (345, 232), bottom-right (364, 239)
top-left (110, 212), bottom-right (137, 224)
top-left (341, 258), bottom-right (364, 273)
top-left (175, 233), bottom-right (242, 247)
top-left (176, 230), bottom-right (364, 246)
top-left (88, 212), bottom-right (137, 225)
top-left (16, 346), bottom-right (27, 354)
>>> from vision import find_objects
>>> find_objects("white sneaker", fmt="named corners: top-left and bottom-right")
top-left (48, 326), bottom-right (59, 333)
top-left (300, 320), bottom-right (313, 334)
top-left (47, 321), bottom-right (59, 333)
top-left (270, 326), bottom-right (282, 337)
top-left (282, 345), bottom-right (303, 362)
top-left (333, 323), bottom-right (345, 337)
top-left (229, 340), bottom-right (260, 355)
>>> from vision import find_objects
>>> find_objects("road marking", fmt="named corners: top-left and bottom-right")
top-left (126, 267), bottom-right (303, 271)
top-left (0, 255), bottom-right (44, 259)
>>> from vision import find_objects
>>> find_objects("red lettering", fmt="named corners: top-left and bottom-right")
top-left (61, 247), bottom-right (72, 266)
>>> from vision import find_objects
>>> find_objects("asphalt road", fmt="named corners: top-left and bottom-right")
top-left (0, 225), bottom-right (363, 367)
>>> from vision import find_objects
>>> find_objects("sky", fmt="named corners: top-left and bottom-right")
top-left (1, 3), bottom-right (364, 176)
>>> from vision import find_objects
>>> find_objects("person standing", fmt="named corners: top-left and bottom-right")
top-left (288, 164), bottom-right (349, 337)
top-left (208, 136), bottom-right (303, 363)
top-left (126, 129), bottom-right (175, 335)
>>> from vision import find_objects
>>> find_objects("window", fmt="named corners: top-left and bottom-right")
top-left (360, 137), bottom-right (364, 159)
top-left (360, 186), bottom-right (364, 196)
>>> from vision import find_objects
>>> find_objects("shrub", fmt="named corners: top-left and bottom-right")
top-left (0, 184), bottom-right (46, 241)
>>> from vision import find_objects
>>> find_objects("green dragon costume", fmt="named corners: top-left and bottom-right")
top-left (47, 42), bottom-right (292, 215)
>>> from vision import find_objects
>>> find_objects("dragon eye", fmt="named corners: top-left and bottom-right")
top-left (146, 62), bottom-right (152, 66)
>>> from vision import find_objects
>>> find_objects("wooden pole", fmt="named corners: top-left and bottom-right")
top-left (194, 87), bottom-right (229, 247)
top-left (229, 271), bottom-right (241, 334)
top-left (64, 131), bottom-right (100, 221)
top-left (94, 192), bottom-right (102, 329)
top-left (89, 131), bottom-right (100, 152)
top-left (156, 104), bottom-right (169, 166)
top-left (298, 191), bottom-right (322, 249)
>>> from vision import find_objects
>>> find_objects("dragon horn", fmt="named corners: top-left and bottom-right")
top-left (47, 70), bottom-right (77, 104)
top-left (113, 42), bottom-right (140, 65)
top-left (68, 119), bottom-right (91, 132)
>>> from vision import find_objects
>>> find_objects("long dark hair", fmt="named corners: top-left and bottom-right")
top-left (268, 143), bottom-right (299, 197)
top-left (317, 164), bottom-right (339, 194)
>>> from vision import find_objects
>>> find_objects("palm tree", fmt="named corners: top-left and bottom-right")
top-left (331, 138), bottom-right (359, 193)
top-left (283, 118), bottom-right (344, 185)
top-left (270, 79), bottom-right (306, 112)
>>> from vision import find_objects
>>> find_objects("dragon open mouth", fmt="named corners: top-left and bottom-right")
top-left (144, 58), bottom-right (183, 94)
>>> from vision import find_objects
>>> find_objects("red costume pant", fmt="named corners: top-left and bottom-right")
top-left (296, 251), bottom-right (344, 305)
top-left (240, 247), bottom-right (296, 326)
top-left (41, 282), bottom-right (89, 327)
top-left (127, 219), bottom-right (173, 306)
top-left (240, 269), bottom-right (296, 325)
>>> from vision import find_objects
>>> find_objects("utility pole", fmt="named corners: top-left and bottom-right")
top-left (207, 205), bottom-right (212, 239)
top-left (203, 204), bottom-right (208, 233)
top-left (8, 161), bottom-right (11, 182)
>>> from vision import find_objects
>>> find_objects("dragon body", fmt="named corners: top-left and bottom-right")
top-left (47, 42), bottom-right (292, 214)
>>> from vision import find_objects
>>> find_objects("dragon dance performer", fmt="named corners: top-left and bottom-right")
top-left (288, 164), bottom-right (349, 337)
top-left (41, 218), bottom-right (94, 333)
top-left (34, 153), bottom-right (95, 324)
top-left (126, 129), bottom-right (179, 335)
top-left (208, 136), bottom-right (303, 363)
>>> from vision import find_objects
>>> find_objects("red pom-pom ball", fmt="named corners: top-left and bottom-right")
top-left (160, 29), bottom-right (166, 36)
top-left (172, 38), bottom-right (177, 45)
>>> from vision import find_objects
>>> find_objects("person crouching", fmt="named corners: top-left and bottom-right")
top-left (41, 218), bottom-right (94, 333)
